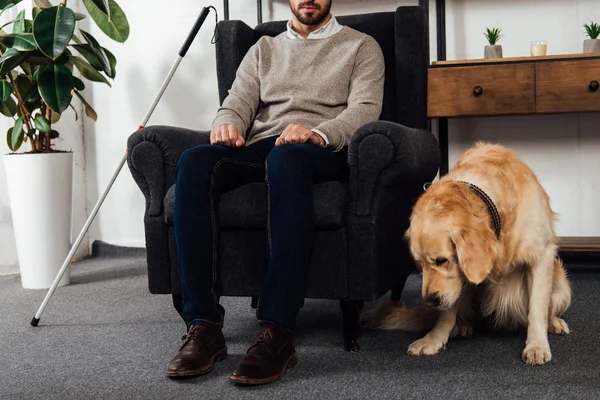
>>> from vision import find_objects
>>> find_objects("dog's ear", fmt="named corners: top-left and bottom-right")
top-left (451, 227), bottom-right (497, 284)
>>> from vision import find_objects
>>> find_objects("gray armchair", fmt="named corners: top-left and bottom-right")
top-left (126, 6), bottom-right (440, 351)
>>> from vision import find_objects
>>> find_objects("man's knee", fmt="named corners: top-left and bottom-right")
top-left (265, 144), bottom-right (312, 180)
top-left (177, 145), bottom-right (228, 179)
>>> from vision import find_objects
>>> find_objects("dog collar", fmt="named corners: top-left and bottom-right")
top-left (460, 182), bottom-right (502, 239)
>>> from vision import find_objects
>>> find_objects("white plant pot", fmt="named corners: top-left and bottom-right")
top-left (484, 44), bottom-right (503, 59)
top-left (584, 39), bottom-right (600, 54)
top-left (3, 152), bottom-right (73, 289)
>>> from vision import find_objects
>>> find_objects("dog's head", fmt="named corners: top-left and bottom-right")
top-left (405, 182), bottom-right (498, 310)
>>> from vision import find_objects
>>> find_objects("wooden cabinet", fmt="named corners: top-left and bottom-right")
top-left (428, 64), bottom-right (535, 117)
top-left (428, 53), bottom-right (600, 118)
top-left (536, 59), bottom-right (600, 113)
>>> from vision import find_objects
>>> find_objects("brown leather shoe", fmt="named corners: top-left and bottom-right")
top-left (166, 324), bottom-right (227, 378)
top-left (229, 323), bottom-right (297, 385)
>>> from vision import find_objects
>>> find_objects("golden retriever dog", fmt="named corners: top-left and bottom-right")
top-left (361, 142), bottom-right (571, 365)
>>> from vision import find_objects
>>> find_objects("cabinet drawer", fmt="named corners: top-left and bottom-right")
top-left (428, 64), bottom-right (535, 117)
top-left (536, 60), bottom-right (600, 113)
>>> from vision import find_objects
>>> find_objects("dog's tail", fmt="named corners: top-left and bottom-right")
top-left (359, 300), bottom-right (440, 331)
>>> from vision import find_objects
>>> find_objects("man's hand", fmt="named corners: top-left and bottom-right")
top-left (276, 124), bottom-right (325, 147)
top-left (211, 124), bottom-right (245, 147)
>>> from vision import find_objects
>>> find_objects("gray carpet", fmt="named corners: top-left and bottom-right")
top-left (1, 255), bottom-right (598, 400)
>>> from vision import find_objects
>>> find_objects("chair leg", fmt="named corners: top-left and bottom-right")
top-left (390, 273), bottom-right (410, 301)
top-left (340, 299), bottom-right (364, 352)
top-left (251, 295), bottom-right (259, 309)
top-left (172, 293), bottom-right (183, 318)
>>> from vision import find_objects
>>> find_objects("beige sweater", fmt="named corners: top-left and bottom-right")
top-left (212, 26), bottom-right (385, 151)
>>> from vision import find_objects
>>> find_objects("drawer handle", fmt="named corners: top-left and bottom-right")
top-left (473, 86), bottom-right (483, 96)
top-left (590, 81), bottom-right (599, 93)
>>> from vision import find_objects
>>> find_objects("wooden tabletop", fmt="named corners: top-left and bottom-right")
top-left (432, 53), bottom-right (600, 66)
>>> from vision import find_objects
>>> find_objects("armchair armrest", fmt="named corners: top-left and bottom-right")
top-left (127, 125), bottom-right (211, 216)
top-left (345, 121), bottom-right (440, 301)
top-left (347, 120), bottom-right (440, 216)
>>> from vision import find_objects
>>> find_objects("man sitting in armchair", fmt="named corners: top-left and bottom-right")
top-left (166, 0), bottom-right (385, 385)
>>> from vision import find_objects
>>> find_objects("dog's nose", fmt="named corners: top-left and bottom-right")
top-left (424, 293), bottom-right (440, 307)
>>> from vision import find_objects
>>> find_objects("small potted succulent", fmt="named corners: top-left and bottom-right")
top-left (483, 26), bottom-right (503, 59)
top-left (583, 21), bottom-right (600, 53)
top-left (1, 0), bottom-right (129, 289)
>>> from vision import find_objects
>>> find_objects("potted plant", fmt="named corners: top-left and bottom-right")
top-left (483, 26), bottom-right (503, 59)
top-left (583, 21), bottom-right (600, 53)
top-left (2, 0), bottom-right (129, 289)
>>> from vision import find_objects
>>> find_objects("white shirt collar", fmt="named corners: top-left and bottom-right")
top-left (286, 15), bottom-right (343, 40)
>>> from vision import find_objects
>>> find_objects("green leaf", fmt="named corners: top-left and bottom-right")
top-left (71, 44), bottom-right (103, 70)
top-left (73, 76), bottom-right (84, 90)
top-left (81, 0), bottom-right (129, 43)
top-left (26, 128), bottom-right (35, 137)
top-left (33, 6), bottom-right (76, 60)
top-left (73, 89), bottom-right (97, 121)
top-left (33, 7), bottom-right (42, 19)
top-left (24, 85), bottom-right (41, 103)
top-left (0, 47), bottom-right (21, 65)
top-left (13, 9), bottom-right (24, 33)
top-left (75, 12), bottom-right (86, 21)
top-left (86, 0), bottom-right (109, 16)
top-left (11, 10), bottom-right (32, 33)
top-left (0, 80), bottom-right (11, 101)
top-left (0, 54), bottom-right (27, 77)
top-left (9, 116), bottom-right (24, 151)
top-left (0, 0), bottom-right (22, 14)
top-left (33, 0), bottom-right (52, 8)
top-left (0, 33), bottom-right (37, 51)
top-left (34, 115), bottom-right (50, 132)
top-left (38, 63), bottom-right (73, 113)
top-left (71, 34), bottom-right (83, 45)
top-left (484, 26), bottom-right (503, 46)
top-left (68, 55), bottom-right (110, 86)
top-left (0, 95), bottom-right (17, 117)
top-left (6, 127), bottom-right (15, 151)
top-left (20, 61), bottom-right (33, 77)
top-left (14, 74), bottom-right (31, 99)
top-left (103, 47), bottom-right (116, 78)
top-left (79, 30), bottom-right (111, 76)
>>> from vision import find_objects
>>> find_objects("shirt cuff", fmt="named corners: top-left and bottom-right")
top-left (311, 129), bottom-right (329, 147)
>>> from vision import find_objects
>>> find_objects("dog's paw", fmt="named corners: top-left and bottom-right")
top-left (548, 317), bottom-right (570, 335)
top-left (522, 342), bottom-right (552, 365)
top-left (407, 336), bottom-right (446, 356)
top-left (451, 321), bottom-right (474, 338)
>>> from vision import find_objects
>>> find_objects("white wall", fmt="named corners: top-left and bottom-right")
top-left (2, 0), bottom-right (600, 274)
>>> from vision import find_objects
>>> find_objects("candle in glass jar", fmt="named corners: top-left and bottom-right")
top-left (530, 40), bottom-right (547, 56)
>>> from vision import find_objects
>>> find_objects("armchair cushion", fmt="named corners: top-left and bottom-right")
top-left (164, 181), bottom-right (349, 229)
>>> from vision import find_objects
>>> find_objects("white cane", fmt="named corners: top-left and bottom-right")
top-left (31, 6), bottom-right (214, 327)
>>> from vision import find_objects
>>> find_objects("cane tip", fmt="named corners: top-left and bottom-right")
top-left (30, 317), bottom-right (40, 327)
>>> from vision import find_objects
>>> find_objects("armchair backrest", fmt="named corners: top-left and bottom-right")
top-left (215, 6), bottom-right (428, 130)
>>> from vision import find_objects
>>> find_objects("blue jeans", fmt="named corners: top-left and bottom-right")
top-left (173, 136), bottom-right (348, 336)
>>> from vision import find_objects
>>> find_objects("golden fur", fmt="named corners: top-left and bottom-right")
top-left (361, 142), bottom-right (572, 365)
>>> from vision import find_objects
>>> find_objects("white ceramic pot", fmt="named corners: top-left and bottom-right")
top-left (584, 39), bottom-right (600, 54)
top-left (484, 44), bottom-right (503, 59)
top-left (3, 152), bottom-right (73, 289)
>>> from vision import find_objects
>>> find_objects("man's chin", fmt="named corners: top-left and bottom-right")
top-left (297, 16), bottom-right (324, 26)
